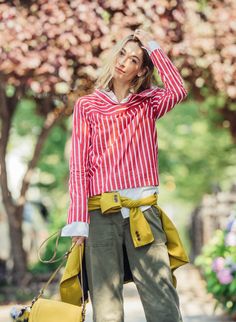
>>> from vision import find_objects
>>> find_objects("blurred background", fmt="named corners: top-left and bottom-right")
top-left (0, 0), bottom-right (235, 321)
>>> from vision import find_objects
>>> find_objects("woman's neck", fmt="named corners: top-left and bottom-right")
top-left (112, 81), bottom-right (131, 103)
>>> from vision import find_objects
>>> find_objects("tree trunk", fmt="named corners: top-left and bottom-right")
top-left (7, 205), bottom-right (27, 284)
top-left (0, 85), bottom-right (68, 285)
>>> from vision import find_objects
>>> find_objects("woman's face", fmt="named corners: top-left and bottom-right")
top-left (113, 41), bottom-right (145, 84)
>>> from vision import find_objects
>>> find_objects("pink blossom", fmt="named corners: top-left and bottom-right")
top-left (216, 268), bottom-right (233, 285)
top-left (212, 257), bottom-right (225, 272)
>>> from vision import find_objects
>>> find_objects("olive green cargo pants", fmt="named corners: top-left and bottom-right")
top-left (85, 205), bottom-right (183, 322)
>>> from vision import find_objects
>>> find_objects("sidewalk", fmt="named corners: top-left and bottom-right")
top-left (176, 264), bottom-right (234, 322)
top-left (0, 264), bottom-right (235, 322)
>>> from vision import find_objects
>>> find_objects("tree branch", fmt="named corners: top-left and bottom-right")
top-left (0, 80), bottom-right (16, 209)
top-left (17, 105), bottom-right (68, 206)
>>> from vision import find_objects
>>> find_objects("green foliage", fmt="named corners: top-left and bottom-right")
top-left (195, 221), bottom-right (236, 315)
top-left (37, 123), bottom-right (68, 192)
top-left (12, 98), bottom-right (43, 137)
top-left (6, 84), bottom-right (16, 97)
top-left (158, 99), bottom-right (236, 203)
top-left (12, 96), bottom-right (69, 193)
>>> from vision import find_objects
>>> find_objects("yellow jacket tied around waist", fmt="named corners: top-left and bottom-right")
top-left (60, 192), bottom-right (189, 305)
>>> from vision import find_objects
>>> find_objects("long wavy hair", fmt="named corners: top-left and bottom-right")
top-left (95, 34), bottom-right (154, 94)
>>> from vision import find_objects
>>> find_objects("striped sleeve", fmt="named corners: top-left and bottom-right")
top-left (149, 47), bottom-right (188, 119)
top-left (67, 98), bottom-right (90, 225)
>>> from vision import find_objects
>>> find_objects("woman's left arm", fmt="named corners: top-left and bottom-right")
top-left (134, 29), bottom-right (188, 119)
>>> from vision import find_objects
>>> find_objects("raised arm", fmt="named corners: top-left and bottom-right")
top-left (61, 97), bottom-right (90, 238)
top-left (134, 29), bottom-right (188, 119)
top-left (148, 45), bottom-right (187, 119)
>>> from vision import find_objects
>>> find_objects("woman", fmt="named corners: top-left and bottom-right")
top-left (61, 29), bottom-right (188, 322)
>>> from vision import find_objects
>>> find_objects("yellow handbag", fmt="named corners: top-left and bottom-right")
top-left (11, 233), bottom-right (86, 322)
top-left (28, 298), bottom-right (83, 322)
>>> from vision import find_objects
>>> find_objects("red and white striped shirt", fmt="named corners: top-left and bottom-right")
top-left (65, 45), bottom-right (187, 233)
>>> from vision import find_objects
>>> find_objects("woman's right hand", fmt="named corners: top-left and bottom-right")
top-left (72, 236), bottom-right (86, 245)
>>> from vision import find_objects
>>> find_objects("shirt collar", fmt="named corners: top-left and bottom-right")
top-left (101, 88), bottom-right (133, 104)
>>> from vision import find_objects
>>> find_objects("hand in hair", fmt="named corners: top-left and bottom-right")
top-left (133, 29), bottom-right (153, 51)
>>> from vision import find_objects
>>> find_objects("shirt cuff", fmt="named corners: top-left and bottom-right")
top-left (144, 40), bottom-right (161, 55)
top-left (61, 222), bottom-right (89, 237)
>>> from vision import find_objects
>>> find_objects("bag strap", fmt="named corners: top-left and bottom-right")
top-left (31, 230), bottom-right (85, 315)
top-left (37, 230), bottom-right (67, 264)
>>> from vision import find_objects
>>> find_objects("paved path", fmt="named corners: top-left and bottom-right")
top-left (175, 264), bottom-right (234, 322)
top-left (0, 264), bottom-right (234, 322)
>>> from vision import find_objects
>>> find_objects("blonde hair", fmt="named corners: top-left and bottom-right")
top-left (95, 34), bottom-right (154, 94)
